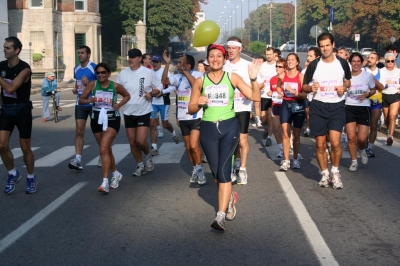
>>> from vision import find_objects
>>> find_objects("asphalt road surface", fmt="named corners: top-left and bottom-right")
top-left (0, 54), bottom-right (399, 265)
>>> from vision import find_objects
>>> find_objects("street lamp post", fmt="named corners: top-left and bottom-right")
top-left (224, 7), bottom-right (237, 35)
top-left (267, 2), bottom-right (276, 47)
top-left (294, 0), bottom-right (297, 53)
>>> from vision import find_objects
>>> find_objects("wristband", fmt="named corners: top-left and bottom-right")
top-left (250, 77), bottom-right (257, 82)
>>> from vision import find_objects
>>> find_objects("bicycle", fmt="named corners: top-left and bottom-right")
top-left (49, 90), bottom-right (59, 123)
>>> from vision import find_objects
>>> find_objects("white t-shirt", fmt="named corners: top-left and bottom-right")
top-left (151, 68), bottom-right (176, 105)
top-left (116, 66), bottom-right (163, 116)
top-left (170, 70), bottom-right (204, 121)
top-left (302, 67), bottom-right (314, 101)
top-left (345, 71), bottom-right (375, 106)
top-left (257, 61), bottom-right (275, 99)
top-left (312, 58), bottom-right (347, 103)
top-left (223, 58), bottom-right (252, 112)
top-left (379, 68), bottom-right (400, 95)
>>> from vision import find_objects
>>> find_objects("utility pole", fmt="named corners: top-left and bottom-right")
top-left (267, 1), bottom-right (276, 47)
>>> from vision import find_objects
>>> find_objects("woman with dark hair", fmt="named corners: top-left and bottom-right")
top-left (79, 62), bottom-right (130, 193)
top-left (345, 52), bottom-right (376, 171)
top-left (188, 44), bottom-right (261, 231)
top-left (197, 59), bottom-right (206, 74)
top-left (267, 58), bottom-right (286, 158)
top-left (277, 53), bottom-right (306, 171)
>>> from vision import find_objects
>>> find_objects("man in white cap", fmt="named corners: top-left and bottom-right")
top-left (41, 71), bottom-right (61, 122)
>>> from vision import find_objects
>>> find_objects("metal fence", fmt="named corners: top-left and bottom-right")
top-left (120, 35), bottom-right (134, 67)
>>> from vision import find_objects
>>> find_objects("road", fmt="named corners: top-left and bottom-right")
top-left (0, 53), bottom-right (399, 265)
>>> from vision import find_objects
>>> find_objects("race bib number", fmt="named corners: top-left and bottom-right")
top-left (205, 84), bottom-right (229, 106)
top-left (2, 78), bottom-right (17, 98)
top-left (319, 80), bottom-right (341, 98)
top-left (348, 85), bottom-right (364, 99)
top-left (177, 90), bottom-right (190, 118)
top-left (271, 91), bottom-right (282, 104)
top-left (384, 77), bottom-right (399, 90)
top-left (284, 82), bottom-right (298, 98)
top-left (94, 91), bottom-right (113, 109)
top-left (262, 76), bottom-right (272, 97)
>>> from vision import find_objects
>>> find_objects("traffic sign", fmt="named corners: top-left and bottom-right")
top-left (355, 34), bottom-right (360, 42)
top-left (390, 36), bottom-right (396, 43)
top-left (310, 25), bottom-right (323, 38)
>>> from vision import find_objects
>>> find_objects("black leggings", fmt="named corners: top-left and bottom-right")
top-left (200, 117), bottom-right (239, 183)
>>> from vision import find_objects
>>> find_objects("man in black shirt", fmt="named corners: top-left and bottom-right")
top-left (0, 36), bottom-right (37, 194)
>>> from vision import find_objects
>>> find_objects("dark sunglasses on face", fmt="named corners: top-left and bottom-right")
top-left (152, 61), bottom-right (161, 63)
top-left (276, 65), bottom-right (284, 68)
top-left (386, 60), bottom-right (395, 63)
top-left (96, 71), bottom-right (108, 75)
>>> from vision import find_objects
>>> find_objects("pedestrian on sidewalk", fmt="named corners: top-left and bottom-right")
top-left (41, 71), bottom-right (62, 122)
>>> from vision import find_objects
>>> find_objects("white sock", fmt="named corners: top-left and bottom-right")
top-left (217, 211), bottom-right (226, 219)
top-left (76, 154), bottom-right (82, 161)
top-left (331, 166), bottom-right (339, 173)
top-left (152, 143), bottom-right (157, 150)
top-left (112, 170), bottom-right (120, 176)
top-left (102, 178), bottom-right (108, 184)
top-left (239, 167), bottom-right (246, 171)
top-left (368, 144), bottom-right (374, 149)
top-left (8, 169), bottom-right (17, 176)
top-left (27, 173), bottom-right (35, 179)
top-left (321, 169), bottom-right (329, 175)
top-left (172, 131), bottom-right (176, 137)
top-left (352, 159), bottom-right (357, 165)
top-left (195, 164), bottom-right (202, 171)
top-left (267, 136), bottom-right (271, 139)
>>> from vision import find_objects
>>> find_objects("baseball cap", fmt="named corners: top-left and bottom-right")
top-left (152, 54), bottom-right (162, 62)
top-left (46, 72), bottom-right (55, 77)
top-left (203, 59), bottom-right (209, 66)
top-left (127, 48), bottom-right (142, 58)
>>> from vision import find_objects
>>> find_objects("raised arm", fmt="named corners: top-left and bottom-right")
top-left (161, 50), bottom-right (172, 85)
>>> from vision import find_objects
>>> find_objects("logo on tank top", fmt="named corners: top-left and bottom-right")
top-left (139, 78), bottom-right (145, 97)
top-left (1, 71), bottom-right (5, 78)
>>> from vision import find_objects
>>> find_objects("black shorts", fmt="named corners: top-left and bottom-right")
top-left (235, 111), bottom-right (250, 134)
top-left (0, 101), bottom-right (32, 139)
top-left (382, 93), bottom-right (400, 108)
top-left (179, 119), bottom-right (201, 136)
top-left (90, 110), bottom-right (121, 134)
top-left (345, 105), bottom-right (370, 126)
top-left (309, 100), bottom-right (345, 136)
top-left (124, 113), bottom-right (151, 128)
top-left (304, 99), bottom-right (309, 108)
top-left (280, 100), bottom-right (306, 129)
top-left (272, 105), bottom-right (281, 116)
top-left (75, 105), bottom-right (92, 120)
top-left (260, 98), bottom-right (272, 111)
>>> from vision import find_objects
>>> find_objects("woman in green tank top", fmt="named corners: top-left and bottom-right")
top-left (188, 44), bottom-right (262, 231)
top-left (79, 62), bottom-right (130, 194)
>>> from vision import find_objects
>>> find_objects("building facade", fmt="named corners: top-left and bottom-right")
top-left (7, 0), bottom-right (101, 80)
top-left (0, 0), bottom-right (9, 61)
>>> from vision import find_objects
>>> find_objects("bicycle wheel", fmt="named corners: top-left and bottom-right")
top-left (52, 96), bottom-right (58, 123)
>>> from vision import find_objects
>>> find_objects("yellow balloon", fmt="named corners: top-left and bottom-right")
top-left (193, 20), bottom-right (220, 47)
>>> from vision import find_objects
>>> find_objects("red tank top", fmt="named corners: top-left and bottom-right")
top-left (282, 72), bottom-right (302, 101)
top-left (269, 76), bottom-right (282, 106)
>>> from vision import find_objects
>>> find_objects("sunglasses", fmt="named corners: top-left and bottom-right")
top-left (152, 61), bottom-right (161, 63)
top-left (96, 71), bottom-right (108, 75)
top-left (386, 60), bottom-right (395, 63)
top-left (276, 65), bottom-right (284, 68)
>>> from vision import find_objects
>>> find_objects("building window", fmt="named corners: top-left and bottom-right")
top-left (95, 0), bottom-right (99, 13)
top-left (31, 0), bottom-right (43, 8)
top-left (53, 0), bottom-right (57, 10)
top-left (30, 31), bottom-right (45, 53)
top-left (75, 0), bottom-right (86, 11)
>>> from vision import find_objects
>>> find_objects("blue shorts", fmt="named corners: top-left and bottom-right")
top-left (369, 103), bottom-right (382, 111)
top-left (280, 100), bottom-right (305, 129)
top-left (150, 105), bottom-right (170, 120)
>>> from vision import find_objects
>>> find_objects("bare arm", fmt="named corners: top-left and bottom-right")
top-left (0, 68), bottom-right (31, 94)
top-left (161, 50), bottom-right (171, 85)
top-left (188, 77), bottom-right (206, 115)
top-left (230, 59), bottom-right (262, 101)
top-left (78, 81), bottom-right (95, 105)
top-left (113, 83), bottom-right (131, 110)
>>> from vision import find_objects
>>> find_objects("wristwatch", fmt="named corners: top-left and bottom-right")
top-left (150, 92), bottom-right (156, 97)
top-left (250, 77), bottom-right (257, 82)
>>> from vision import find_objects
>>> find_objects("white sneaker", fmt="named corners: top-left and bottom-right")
top-left (293, 159), bottom-right (301, 169)
top-left (276, 150), bottom-right (284, 158)
top-left (231, 172), bottom-right (237, 183)
top-left (360, 150), bottom-right (368, 165)
top-left (97, 157), bottom-right (102, 168)
top-left (157, 128), bottom-right (163, 138)
top-left (110, 172), bottom-right (123, 189)
top-left (349, 161), bottom-right (358, 172)
top-left (318, 172), bottom-right (330, 188)
top-left (98, 180), bottom-right (109, 193)
top-left (331, 171), bottom-right (343, 189)
top-left (132, 164), bottom-right (147, 176)
top-left (197, 168), bottom-right (207, 185)
top-left (190, 170), bottom-right (198, 183)
top-left (279, 160), bottom-right (290, 171)
top-left (237, 169), bottom-right (247, 185)
top-left (255, 116), bottom-right (262, 127)
top-left (145, 155), bottom-right (154, 172)
top-left (150, 148), bottom-right (159, 156)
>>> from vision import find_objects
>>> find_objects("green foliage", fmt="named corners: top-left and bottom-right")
top-left (249, 41), bottom-right (266, 55)
top-left (102, 51), bottom-right (119, 72)
top-left (32, 53), bottom-right (42, 62)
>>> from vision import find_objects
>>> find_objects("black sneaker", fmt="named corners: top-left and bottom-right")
top-left (263, 129), bottom-right (268, 139)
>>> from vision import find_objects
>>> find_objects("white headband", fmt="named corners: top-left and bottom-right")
top-left (227, 41), bottom-right (242, 47)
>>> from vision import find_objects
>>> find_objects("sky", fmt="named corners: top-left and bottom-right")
top-left (200, 0), bottom-right (292, 32)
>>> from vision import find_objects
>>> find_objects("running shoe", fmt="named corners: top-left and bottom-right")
top-left (4, 170), bottom-right (21, 194)
top-left (190, 170), bottom-right (198, 183)
top-left (349, 161), bottom-right (358, 172)
top-left (68, 158), bottom-right (83, 170)
top-left (293, 159), bottom-right (301, 169)
top-left (145, 155), bottom-right (154, 172)
top-left (255, 116), bottom-right (262, 127)
top-left (279, 160), bottom-right (290, 171)
top-left (197, 168), bottom-right (207, 185)
top-left (360, 150), bottom-right (368, 165)
top-left (98, 180), bottom-right (109, 193)
top-left (331, 172), bottom-right (343, 189)
top-left (150, 148), bottom-right (159, 156)
top-left (25, 176), bottom-right (38, 194)
top-left (231, 172), bottom-right (237, 183)
top-left (97, 157), bottom-right (102, 168)
top-left (211, 212), bottom-right (225, 231)
top-left (387, 136), bottom-right (393, 146)
top-left (326, 150), bottom-right (331, 164)
top-left (132, 164), bottom-right (147, 176)
top-left (318, 172), bottom-right (330, 188)
top-left (263, 129), bottom-right (268, 139)
top-left (237, 169), bottom-right (248, 185)
top-left (276, 150), bottom-right (284, 158)
top-left (157, 128), bottom-right (163, 138)
top-left (202, 154), bottom-right (208, 163)
top-left (226, 191), bottom-right (238, 221)
top-left (304, 128), bottom-right (310, 137)
top-left (250, 116), bottom-right (256, 127)
top-left (173, 134), bottom-right (180, 144)
top-left (110, 172), bottom-right (123, 189)
top-left (366, 148), bottom-right (375, 158)
top-left (265, 137), bottom-right (272, 147)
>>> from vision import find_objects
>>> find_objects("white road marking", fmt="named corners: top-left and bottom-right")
top-left (263, 139), bottom-right (303, 160)
top-left (152, 142), bottom-right (186, 164)
top-left (0, 148), bottom-right (40, 165)
top-left (86, 144), bottom-right (131, 166)
top-left (374, 136), bottom-right (400, 157)
top-left (275, 172), bottom-right (339, 266)
top-left (34, 146), bottom-right (89, 167)
top-left (0, 182), bottom-right (87, 254)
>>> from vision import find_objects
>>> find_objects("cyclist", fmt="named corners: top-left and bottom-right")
top-left (41, 72), bottom-right (62, 122)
